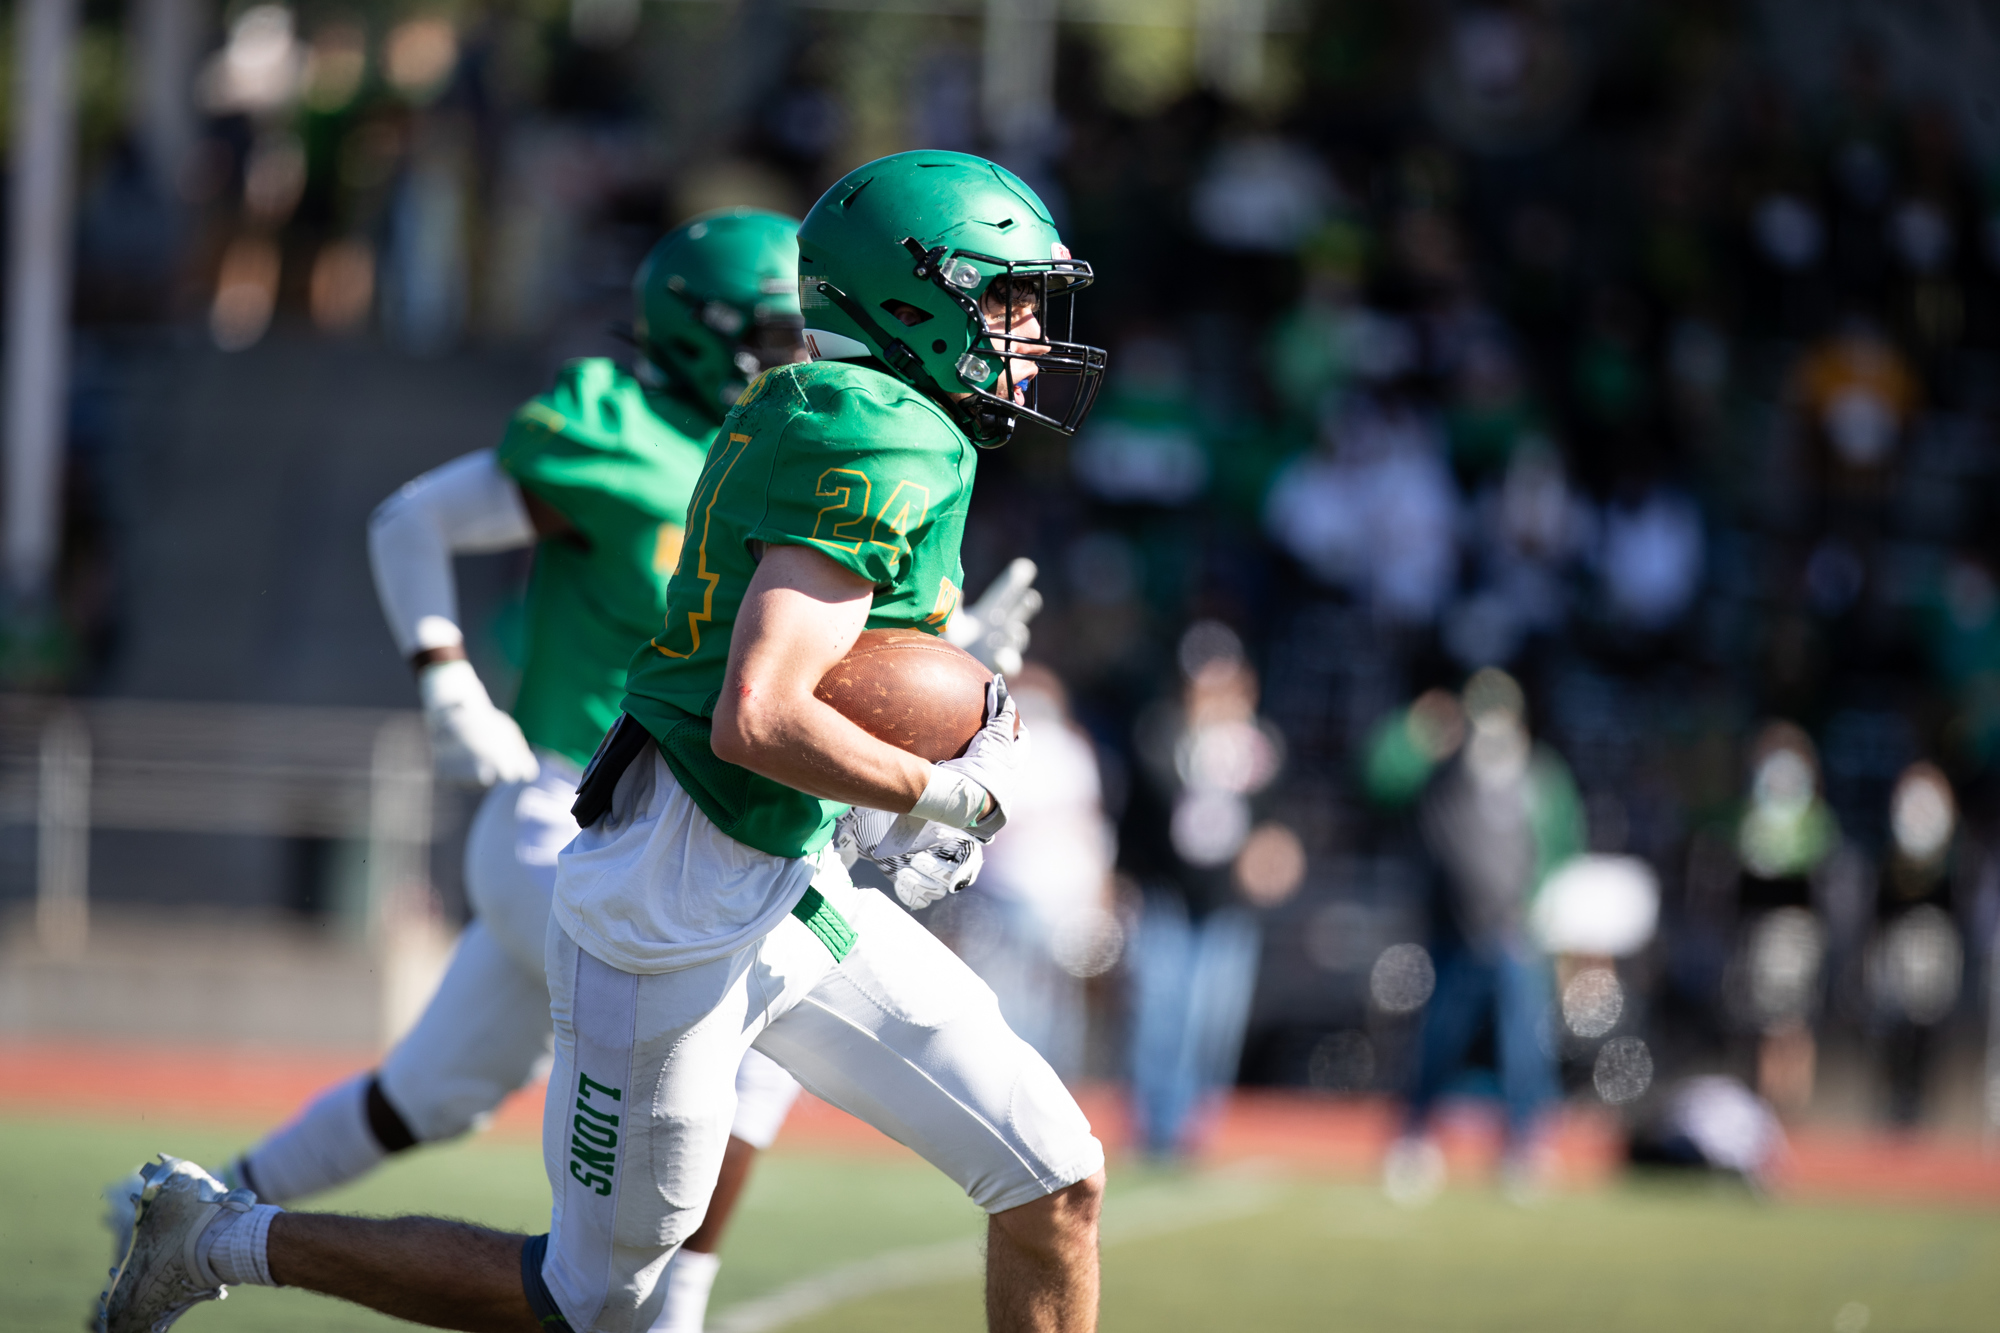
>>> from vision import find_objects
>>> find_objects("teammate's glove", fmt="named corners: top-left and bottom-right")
top-left (835, 807), bottom-right (985, 909)
top-left (418, 659), bottom-right (540, 787)
top-left (943, 558), bottom-right (1042, 676)
top-left (911, 676), bottom-right (1027, 840)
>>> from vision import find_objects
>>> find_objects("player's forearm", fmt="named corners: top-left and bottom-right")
top-left (715, 543), bottom-right (947, 812)
top-left (712, 690), bottom-right (932, 811)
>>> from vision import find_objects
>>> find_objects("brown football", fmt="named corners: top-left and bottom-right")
top-left (816, 627), bottom-right (992, 762)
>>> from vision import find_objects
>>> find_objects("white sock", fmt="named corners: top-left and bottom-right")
top-left (196, 1201), bottom-right (283, 1287)
top-left (237, 1073), bottom-right (386, 1204)
top-left (653, 1248), bottom-right (722, 1333)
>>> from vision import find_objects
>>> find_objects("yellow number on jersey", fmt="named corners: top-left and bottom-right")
top-left (810, 468), bottom-right (873, 553)
top-left (924, 576), bottom-right (961, 627)
top-left (869, 480), bottom-right (932, 556)
top-left (651, 433), bottom-right (753, 660)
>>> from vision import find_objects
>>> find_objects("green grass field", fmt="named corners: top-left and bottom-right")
top-left (11, 1112), bottom-right (1999, 1332)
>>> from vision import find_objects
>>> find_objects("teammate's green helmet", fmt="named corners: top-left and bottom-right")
top-left (796, 151), bottom-right (1107, 447)
top-left (633, 208), bottom-right (804, 420)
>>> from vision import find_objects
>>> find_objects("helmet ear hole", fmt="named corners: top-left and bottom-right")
top-left (932, 339), bottom-right (947, 353)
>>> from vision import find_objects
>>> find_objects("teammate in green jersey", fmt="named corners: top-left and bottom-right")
top-left (104, 153), bottom-right (1108, 1333)
top-left (99, 210), bottom-right (812, 1333)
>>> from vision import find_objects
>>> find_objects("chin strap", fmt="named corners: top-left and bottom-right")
top-left (812, 281), bottom-right (1016, 446)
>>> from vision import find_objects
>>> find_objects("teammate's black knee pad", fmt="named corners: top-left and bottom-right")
top-left (520, 1234), bottom-right (575, 1330)
top-left (364, 1075), bottom-right (421, 1154)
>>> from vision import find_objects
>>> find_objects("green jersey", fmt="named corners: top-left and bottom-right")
top-left (622, 359), bottom-right (975, 858)
top-left (496, 358), bottom-right (715, 768)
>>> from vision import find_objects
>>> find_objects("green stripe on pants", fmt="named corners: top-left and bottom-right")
top-left (791, 886), bottom-right (857, 962)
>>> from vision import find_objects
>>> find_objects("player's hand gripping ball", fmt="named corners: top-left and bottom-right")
top-left (937, 676), bottom-right (1027, 837)
top-left (819, 632), bottom-right (1028, 905)
top-left (816, 635), bottom-right (1027, 834)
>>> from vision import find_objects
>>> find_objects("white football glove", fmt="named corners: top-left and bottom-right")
top-left (418, 659), bottom-right (540, 787)
top-left (943, 557), bottom-right (1042, 675)
top-left (930, 676), bottom-right (1028, 839)
top-left (835, 807), bottom-right (985, 909)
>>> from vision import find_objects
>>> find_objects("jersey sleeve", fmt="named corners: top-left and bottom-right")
top-left (497, 361), bottom-right (693, 546)
top-left (748, 383), bottom-right (959, 589)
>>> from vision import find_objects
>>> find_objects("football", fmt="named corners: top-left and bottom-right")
top-left (815, 627), bottom-right (993, 761)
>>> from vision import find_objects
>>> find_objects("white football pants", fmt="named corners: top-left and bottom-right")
top-left (537, 773), bottom-right (1105, 1333)
top-left (378, 754), bottom-right (802, 1149)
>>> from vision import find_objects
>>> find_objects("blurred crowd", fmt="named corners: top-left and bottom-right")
top-left (46, 1), bottom-right (2000, 1149)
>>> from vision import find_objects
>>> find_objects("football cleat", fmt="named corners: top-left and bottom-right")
top-left (100, 1167), bottom-right (145, 1270)
top-left (93, 1154), bottom-right (249, 1333)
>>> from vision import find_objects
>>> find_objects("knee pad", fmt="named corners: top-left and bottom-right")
top-left (520, 1234), bottom-right (575, 1331)
top-left (366, 1076), bottom-right (420, 1153)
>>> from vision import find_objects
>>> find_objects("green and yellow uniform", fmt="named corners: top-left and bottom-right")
top-left (496, 358), bottom-right (714, 769)
top-left (621, 359), bottom-right (975, 858)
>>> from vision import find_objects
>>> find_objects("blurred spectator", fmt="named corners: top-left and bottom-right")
top-left (937, 664), bottom-right (1120, 1082)
top-left (1445, 441), bottom-right (1591, 667)
top-left (1382, 668), bottom-right (1584, 1203)
top-left (1420, 2), bottom-right (1586, 156)
top-left (1792, 319), bottom-right (1919, 477)
top-left (1444, 323), bottom-right (1540, 479)
top-left (1920, 555), bottom-right (2000, 765)
top-left (1595, 481), bottom-right (1704, 635)
top-left (1733, 723), bottom-right (1840, 1120)
top-left (1122, 621), bottom-right (1294, 1157)
top-left (1868, 762), bottom-right (1964, 1126)
top-left (1264, 390), bottom-right (1459, 625)
top-left (1190, 137), bottom-right (1336, 255)
top-left (1070, 336), bottom-right (1210, 507)
top-left (1264, 219), bottom-right (1380, 424)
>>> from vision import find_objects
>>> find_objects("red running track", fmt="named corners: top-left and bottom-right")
top-left (4, 1040), bottom-right (1996, 1205)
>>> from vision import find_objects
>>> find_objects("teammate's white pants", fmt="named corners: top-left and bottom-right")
top-left (376, 757), bottom-right (581, 1139)
top-left (382, 754), bottom-right (802, 1147)
top-left (538, 774), bottom-right (1105, 1333)
top-left (247, 754), bottom-right (800, 1205)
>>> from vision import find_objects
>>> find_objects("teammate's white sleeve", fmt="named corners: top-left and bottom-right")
top-left (367, 450), bottom-right (536, 657)
top-left (370, 450), bottom-right (540, 786)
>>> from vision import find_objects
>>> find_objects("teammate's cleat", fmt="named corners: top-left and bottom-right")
top-left (93, 1155), bottom-right (248, 1333)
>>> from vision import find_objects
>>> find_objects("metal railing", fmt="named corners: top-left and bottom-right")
top-left (0, 696), bottom-right (434, 955)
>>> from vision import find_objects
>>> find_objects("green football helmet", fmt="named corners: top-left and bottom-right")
top-left (633, 208), bottom-right (804, 421)
top-left (795, 151), bottom-right (1107, 446)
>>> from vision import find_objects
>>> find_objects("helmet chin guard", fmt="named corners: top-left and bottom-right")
top-left (900, 238), bottom-right (1106, 446)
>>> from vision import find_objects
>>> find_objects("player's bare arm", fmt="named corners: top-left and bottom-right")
top-left (711, 541), bottom-right (936, 811)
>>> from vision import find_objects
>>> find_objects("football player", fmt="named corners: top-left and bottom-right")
top-left (99, 151), bottom-right (1106, 1333)
top-left (107, 210), bottom-right (814, 1333)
